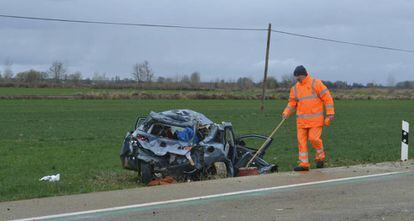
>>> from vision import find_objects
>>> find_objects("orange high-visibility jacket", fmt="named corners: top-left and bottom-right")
top-left (283, 75), bottom-right (334, 128)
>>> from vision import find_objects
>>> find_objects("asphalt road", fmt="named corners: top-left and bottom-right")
top-left (118, 171), bottom-right (414, 221)
top-left (2, 161), bottom-right (413, 221)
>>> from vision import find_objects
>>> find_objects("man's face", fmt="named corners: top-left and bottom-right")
top-left (295, 75), bottom-right (306, 82)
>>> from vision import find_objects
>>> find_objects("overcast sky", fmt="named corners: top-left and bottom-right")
top-left (0, 0), bottom-right (413, 84)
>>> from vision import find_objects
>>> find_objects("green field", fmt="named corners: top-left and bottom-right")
top-left (0, 87), bottom-right (265, 96)
top-left (1, 87), bottom-right (413, 100)
top-left (0, 99), bottom-right (413, 202)
top-left (0, 87), bottom-right (176, 96)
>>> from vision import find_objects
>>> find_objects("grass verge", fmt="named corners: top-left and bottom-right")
top-left (0, 99), bottom-right (413, 202)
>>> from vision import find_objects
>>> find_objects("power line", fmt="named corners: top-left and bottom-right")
top-left (271, 30), bottom-right (414, 53)
top-left (0, 14), bottom-right (265, 32)
top-left (1, 14), bottom-right (413, 53)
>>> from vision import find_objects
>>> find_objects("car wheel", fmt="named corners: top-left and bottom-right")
top-left (139, 161), bottom-right (153, 184)
top-left (208, 162), bottom-right (227, 179)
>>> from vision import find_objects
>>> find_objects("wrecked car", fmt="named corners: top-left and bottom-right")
top-left (120, 109), bottom-right (277, 184)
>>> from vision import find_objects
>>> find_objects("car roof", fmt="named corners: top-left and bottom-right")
top-left (149, 109), bottom-right (214, 127)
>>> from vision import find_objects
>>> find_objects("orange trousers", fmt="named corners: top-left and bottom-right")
top-left (297, 126), bottom-right (325, 168)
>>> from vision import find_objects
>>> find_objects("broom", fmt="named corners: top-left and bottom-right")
top-left (238, 118), bottom-right (286, 176)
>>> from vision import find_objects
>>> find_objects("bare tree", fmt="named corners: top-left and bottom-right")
top-left (92, 72), bottom-right (107, 82)
top-left (266, 76), bottom-right (279, 89)
top-left (3, 58), bottom-right (14, 79)
top-left (190, 72), bottom-right (201, 84)
top-left (165, 77), bottom-right (173, 83)
top-left (145, 63), bottom-right (154, 83)
top-left (157, 76), bottom-right (166, 83)
top-left (280, 74), bottom-right (296, 88)
top-left (15, 69), bottom-right (47, 83)
top-left (132, 63), bottom-right (142, 84)
top-left (131, 61), bottom-right (154, 85)
top-left (67, 71), bottom-right (82, 84)
top-left (387, 74), bottom-right (396, 87)
top-left (49, 61), bottom-right (67, 83)
top-left (180, 74), bottom-right (190, 83)
top-left (237, 77), bottom-right (254, 89)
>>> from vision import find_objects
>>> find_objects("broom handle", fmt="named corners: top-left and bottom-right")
top-left (246, 118), bottom-right (286, 167)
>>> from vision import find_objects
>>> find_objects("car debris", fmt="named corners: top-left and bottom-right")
top-left (39, 173), bottom-right (60, 182)
top-left (148, 176), bottom-right (177, 186)
top-left (120, 109), bottom-right (278, 184)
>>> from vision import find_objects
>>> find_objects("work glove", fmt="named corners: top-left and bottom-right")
top-left (324, 114), bottom-right (334, 126)
top-left (282, 113), bottom-right (289, 120)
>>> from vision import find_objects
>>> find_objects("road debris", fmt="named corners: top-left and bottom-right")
top-left (39, 174), bottom-right (60, 182)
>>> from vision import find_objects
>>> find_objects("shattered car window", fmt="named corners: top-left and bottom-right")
top-left (148, 123), bottom-right (176, 139)
top-left (147, 122), bottom-right (200, 143)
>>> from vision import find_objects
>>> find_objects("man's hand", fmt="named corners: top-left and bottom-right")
top-left (282, 113), bottom-right (289, 120)
top-left (327, 114), bottom-right (334, 121)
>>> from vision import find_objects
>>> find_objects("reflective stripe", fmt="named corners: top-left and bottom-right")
top-left (293, 85), bottom-right (298, 101)
top-left (311, 79), bottom-right (316, 96)
top-left (286, 105), bottom-right (296, 111)
top-left (297, 95), bottom-right (318, 101)
top-left (295, 79), bottom-right (320, 101)
top-left (319, 88), bottom-right (329, 96)
top-left (316, 151), bottom-right (326, 160)
top-left (316, 149), bottom-right (324, 153)
top-left (297, 111), bottom-right (324, 119)
top-left (325, 104), bottom-right (334, 108)
top-left (299, 152), bottom-right (308, 157)
top-left (299, 159), bottom-right (309, 163)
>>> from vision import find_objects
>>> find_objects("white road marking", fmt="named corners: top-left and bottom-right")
top-left (13, 171), bottom-right (409, 221)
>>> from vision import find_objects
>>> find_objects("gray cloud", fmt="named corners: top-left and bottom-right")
top-left (0, 0), bottom-right (413, 84)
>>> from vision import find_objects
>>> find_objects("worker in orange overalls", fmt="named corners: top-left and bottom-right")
top-left (282, 65), bottom-right (335, 171)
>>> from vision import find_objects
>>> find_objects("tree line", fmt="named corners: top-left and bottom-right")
top-left (1, 60), bottom-right (413, 90)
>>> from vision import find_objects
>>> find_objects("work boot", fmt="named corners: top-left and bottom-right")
top-left (293, 166), bottom-right (309, 171)
top-left (316, 161), bottom-right (324, 168)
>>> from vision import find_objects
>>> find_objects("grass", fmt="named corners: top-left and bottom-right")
top-left (0, 87), bottom-right (97, 95)
top-left (0, 99), bottom-right (413, 202)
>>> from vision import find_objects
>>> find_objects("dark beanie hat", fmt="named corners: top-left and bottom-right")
top-left (294, 65), bottom-right (308, 76)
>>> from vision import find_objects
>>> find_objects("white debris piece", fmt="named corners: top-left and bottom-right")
top-left (39, 174), bottom-right (60, 182)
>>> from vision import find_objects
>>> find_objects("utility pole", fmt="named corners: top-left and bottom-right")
top-left (260, 23), bottom-right (272, 112)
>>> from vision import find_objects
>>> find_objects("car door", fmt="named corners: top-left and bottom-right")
top-left (224, 127), bottom-right (236, 163)
top-left (235, 134), bottom-right (274, 159)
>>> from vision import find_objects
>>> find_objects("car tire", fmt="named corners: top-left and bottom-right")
top-left (139, 161), bottom-right (153, 184)
top-left (209, 162), bottom-right (227, 179)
